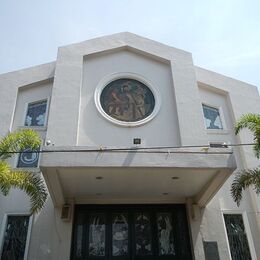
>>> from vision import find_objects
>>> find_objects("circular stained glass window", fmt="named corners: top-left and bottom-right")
top-left (100, 78), bottom-right (155, 123)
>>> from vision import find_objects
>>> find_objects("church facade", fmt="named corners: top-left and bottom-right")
top-left (0, 32), bottom-right (259, 260)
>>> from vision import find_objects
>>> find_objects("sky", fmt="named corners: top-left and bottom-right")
top-left (0, 0), bottom-right (260, 92)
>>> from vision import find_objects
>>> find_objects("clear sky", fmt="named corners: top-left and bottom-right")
top-left (1, 0), bottom-right (259, 92)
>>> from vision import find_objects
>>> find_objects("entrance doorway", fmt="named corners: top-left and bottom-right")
top-left (71, 205), bottom-right (192, 260)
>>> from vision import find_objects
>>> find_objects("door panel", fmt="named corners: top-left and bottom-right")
top-left (156, 212), bottom-right (175, 256)
top-left (71, 205), bottom-right (192, 260)
top-left (112, 213), bottom-right (128, 257)
top-left (88, 213), bottom-right (106, 257)
top-left (134, 212), bottom-right (153, 256)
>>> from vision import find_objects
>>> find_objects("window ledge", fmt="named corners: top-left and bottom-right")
top-left (17, 126), bottom-right (47, 132)
top-left (206, 129), bottom-right (230, 135)
top-left (13, 167), bottom-right (41, 173)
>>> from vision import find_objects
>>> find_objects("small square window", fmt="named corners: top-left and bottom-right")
top-left (17, 147), bottom-right (40, 168)
top-left (25, 100), bottom-right (47, 127)
top-left (202, 104), bottom-right (223, 129)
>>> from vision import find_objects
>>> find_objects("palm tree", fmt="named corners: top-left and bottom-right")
top-left (231, 113), bottom-right (260, 206)
top-left (0, 129), bottom-right (47, 213)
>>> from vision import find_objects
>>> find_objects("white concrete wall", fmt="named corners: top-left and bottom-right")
top-left (46, 32), bottom-right (207, 147)
top-left (8, 81), bottom-right (53, 168)
top-left (0, 34), bottom-right (259, 260)
top-left (79, 49), bottom-right (180, 147)
top-left (190, 70), bottom-right (260, 260)
top-left (12, 81), bottom-right (52, 131)
top-left (28, 202), bottom-right (72, 260)
top-left (0, 65), bottom-right (68, 259)
top-left (0, 62), bottom-right (55, 137)
top-left (0, 191), bottom-right (72, 260)
top-left (189, 174), bottom-right (260, 259)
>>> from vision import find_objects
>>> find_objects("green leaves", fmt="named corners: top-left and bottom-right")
top-left (235, 113), bottom-right (260, 158)
top-left (0, 129), bottom-right (41, 160)
top-left (7, 171), bottom-right (48, 214)
top-left (231, 169), bottom-right (260, 206)
top-left (0, 161), bottom-right (12, 195)
top-left (0, 129), bottom-right (47, 214)
top-left (232, 113), bottom-right (260, 206)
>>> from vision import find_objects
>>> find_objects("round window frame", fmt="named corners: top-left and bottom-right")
top-left (94, 73), bottom-right (161, 127)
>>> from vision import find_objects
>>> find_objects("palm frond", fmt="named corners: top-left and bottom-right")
top-left (0, 129), bottom-right (47, 213)
top-left (254, 141), bottom-right (260, 159)
top-left (4, 169), bottom-right (48, 214)
top-left (235, 113), bottom-right (260, 134)
top-left (235, 113), bottom-right (260, 158)
top-left (0, 161), bottom-right (12, 195)
top-left (231, 168), bottom-right (260, 206)
top-left (0, 129), bottom-right (41, 160)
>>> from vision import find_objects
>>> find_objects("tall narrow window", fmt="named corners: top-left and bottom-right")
top-left (202, 104), bottom-right (223, 129)
top-left (25, 100), bottom-right (47, 127)
top-left (224, 214), bottom-right (252, 260)
top-left (1, 215), bottom-right (30, 260)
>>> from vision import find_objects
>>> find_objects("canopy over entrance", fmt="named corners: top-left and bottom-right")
top-left (40, 146), bottom-right (236, 207)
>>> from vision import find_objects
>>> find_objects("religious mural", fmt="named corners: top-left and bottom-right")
top-left (100, 79), bottom-right (155, 122)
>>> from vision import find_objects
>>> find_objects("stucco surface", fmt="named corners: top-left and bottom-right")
top-left (0, 33), bottom-right (259, 260)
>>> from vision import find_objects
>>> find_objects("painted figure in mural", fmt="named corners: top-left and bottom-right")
top-left (107, 83), bottom-right (145, 120)
top-left (159, 216), bottom-right (173, 254)
top-left (101, 79), bottom-right (155, 122)
top-left (120, 83), bottom-right (146, 120)
top-left (89, 217), bottom-right (105, 256)
top-left (112, 214), bottom-right (128, 256)
top-left (157, 214), bottom-right (175, 255)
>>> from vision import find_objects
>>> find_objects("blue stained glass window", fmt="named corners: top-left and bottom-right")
top-left (25, 100), bottom-right (47, 127)
top-left (202, 104), bottom-right (223, 129)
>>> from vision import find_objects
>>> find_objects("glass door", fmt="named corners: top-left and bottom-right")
top-left (71, 205), bottom-right (192, 260)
